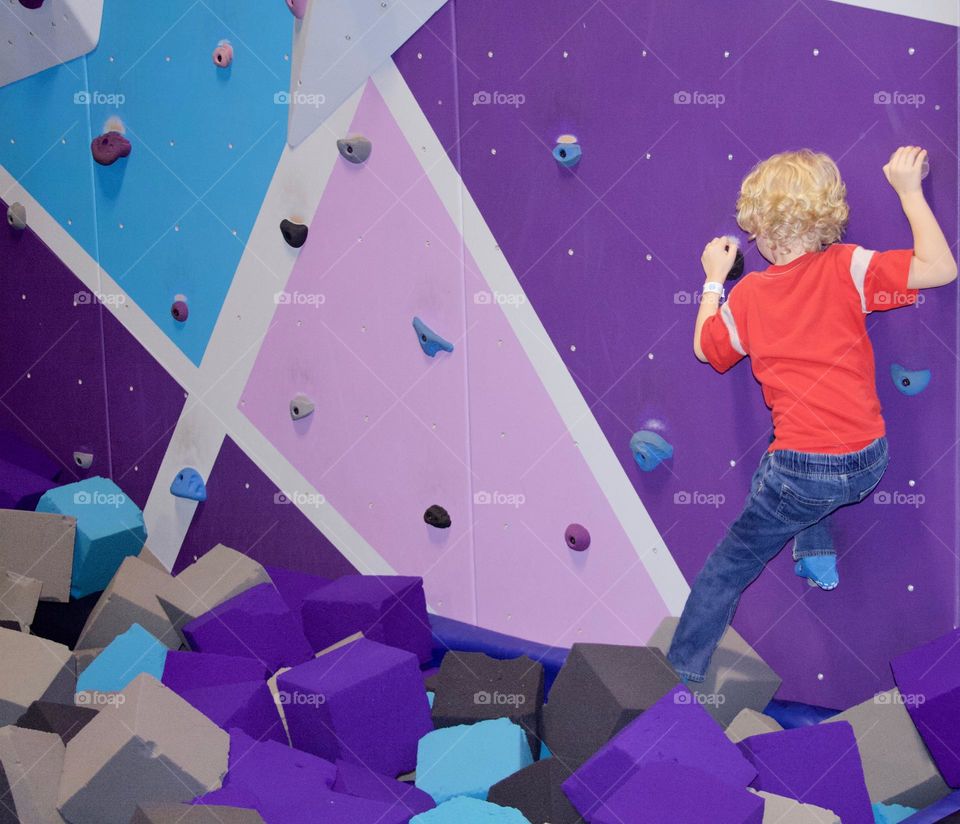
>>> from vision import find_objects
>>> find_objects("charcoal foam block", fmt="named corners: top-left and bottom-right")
top-left (15, 700), bottom-right (98, 744)
top-left (890, 627), bottom-right (960, 787)
top-left (301, 574), bottom-right (432, 663)
top-left (132, 803), bottom-right (266, 823)
top-left (0, 627), bottom-right (74, 724)
top-left (542, 643), bottom-right (680, 766)
top-left (431, 651), bottom-right (544, 758)
top-left (411, 796), bottom-right (531, 823)
top-left (0, 457), bottom-right (56, 510)
top-left (488, 758), bottom-right (580, 824)
top-left (416, 717), bottom-right (534, 805)
top-left (161, 651), bottom-right (285, 743)
top-left (739, 722), bottom-right (873, 824)
top-left (0, 510), bottom-right (76, 602)
top-left (821, 687), bottom-right (949, 808)
top-left (158, 545), bottom-right (272, 644)
top-left (75, 555), bottom-right (177, 650)
top-left (0, 726), bottom-right (64, 824)
top-left (563, 683), bottom-right (756, 818)
top-left (58, 673), bottom-right (229, 824)
top-left (647, 616), bottom-right (781, 726)
top-left (0, 760), bottom-right (16, 824)
top-left (182, 582), bottom-right (312, 670)
top-left (36, 477), bottom-right (147, 599)
top-left (0, 569), bottom-right (42, 630)
top-left (726, 708), bottom-right (784, 743)
top-left (278, 636), bottom-right (432, 775)
top-left (752, 790), bottom-right (840, 822)
top-left (30, 590), bottom-right (102, 649)
top-left (75, 623), bottom-right (168, 700)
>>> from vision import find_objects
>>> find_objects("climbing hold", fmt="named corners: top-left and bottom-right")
top-left (18, 0), bottom-right (44, 8)
top-left (91, 131), bottom-right (131, 166)
top-left (424, 505), bottom-right (451, 529)
top-left (724, 235), bottom-right (745, 280)
top-left (630, 430), bottom-right (674, 471)
top-left (285, 0), bottom-right (308, 19)
top-left (921, 156), bottom-right (930, 180)
top-left (337, 136), bottom-right (373, 164)
top-left (72, 451), bottom-right (94, 470)
top-left (6, 202), bottom-right (26, 231)
top-left (552, 135), bottom-right (581, 168)
top-left (170, 296), bottom-right (189, 323)
top-left (290, 394), bottom-right (315, 420)
top-left (413, 317), bottom-right (454, 357)
top-left (565, 523), bottom-right (591, 552)
top-left (280, 219), bottom-right (308, 249)
top-left (170, 468), bottom-right (207, 502)
top-left (891, 363), bottom-right (931, 396)
top-left (212, 40), bottom-right (233, 68)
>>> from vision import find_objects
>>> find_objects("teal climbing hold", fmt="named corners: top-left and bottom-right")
top-left (413, 317), bottom-right (454, 357)
top-left (630, 430), bottom-right (674, 471)
top-left (891, 363), bottom-right (931, 396)
top-left (170, 467), bottom-right (207, 502)
top-left (553, 135), bottom-right (581, 168)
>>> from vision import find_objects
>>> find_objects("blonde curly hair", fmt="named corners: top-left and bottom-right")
top-left (736, 150), bottom-right (849, 254)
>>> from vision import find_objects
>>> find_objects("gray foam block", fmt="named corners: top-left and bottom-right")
top-left (135, 546), bottom-right (168, 573)
top-left (647, 616), bottom-right (782, 726)
top-left (751, 789), bottom-right (840, 823)
top-left (725, 708), bottom-right (784, 743)
top-left (131, 803), bottom-right (266, 823)
top-left (821, 687), bottom-right (950, 808)
top-left (542, 643), bottom-right (680, 767)
top-left (0, 726), bottom-right (65, 824)
top-left (0, 569), bottom-right (42, 630)
top-left (0, 628), bottom-right (75, 725)
top-left (58, 673), bottom-right (229, 824)
top-left (0, 510), bottom-right (76, 602)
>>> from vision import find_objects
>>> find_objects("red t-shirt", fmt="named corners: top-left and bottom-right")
top-left (700, 243), bottom-right (917, 453)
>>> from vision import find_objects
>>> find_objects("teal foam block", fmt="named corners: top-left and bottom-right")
top-left (36, 477), bottom-right (147, 598)
top-left (873, 802), bottom-right (918, 823)
top-left (76, 623), bottom-right (167, 695)
top-left (416, 718), bottom-right (534, 806)
top-left (411, 796), bottom-right (531, 823)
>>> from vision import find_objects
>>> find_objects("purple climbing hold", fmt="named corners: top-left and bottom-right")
top-left (565, 523), bottom-right (590, 551)
top-left (91, 131), bottom-right (131, 166)
top-left (18, 0), bottom-right (44, 8)
top-left (171, 298), bottom-right (189, 323)
top-left (285, 0), bottom-right (308, 19)
top-left (212, 41), bottom-right (233, 68)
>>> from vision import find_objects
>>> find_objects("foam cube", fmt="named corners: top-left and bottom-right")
top-left (752, 790), bottom-right (840, 822)
top-left (0, 761), bottom-right (15, 824)
top-left (15, 700), bottom-right (97, 744)
top-left (0, 457), bottom-right (56, 510)
top-left (75, 623), bottom-right (168, 701)
top-left (333, 759), bottom-right (435, 818)
top-left (0, 569), bottom-right (41, 630)
top-left (132, 804), bottom-right (265, 823)
top-left (872, 801), bottom-right (918, 823)
top-left (647, 616), bottom-right (781, 726)
top-left (488, 758), bottom-right (580, 824)
top-left (416, 717), bottom-right (534, 805)
top-left (278, 637), bottom-right (432, 775)
top-left (264, 564), bottom-right (329, 615)
top-left (726, 708), bottom-right (784, 743)
top-left (890, 627), bottom-right (960, 787)
top-left (542, 643), bottom-right (680, 766)
top-left (0, 627), bottom-right (75, 724)
top-left (821, 687), bottom-right (950, 807)
top-left (739, 722), bottom-right (873, 824)
top-left (30, 589), bottom-right (100, 648)
top-left (301, 574), bottom-right (432, 663)
top-left (158, 545), bottom-right (272, 644)
top-left (182, 583), bottom-right (312, 670)
top-left (564, 683), bottom-right (756, 818)
top-left (411, 796), bottom-right (531, 823)
top-left (161, 651), bottom-right (285, 743)
top-left (0, 509), bottom-right (76, 601)
top-left (58, 674), bottom-right (229, 824)
top-left (75, 555), bottom-right (177, 650)
top-left (0, 726), bottom-right (64, 824)
top-left (36, 477), bottom-right (147, 599)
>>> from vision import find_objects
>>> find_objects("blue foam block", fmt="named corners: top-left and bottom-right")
top-left (873, 802), bottom-right (918, 823)
top-left (411, 796), bottom-right (531, 823)
top-left (416, 717), bottom-right (534, 805)
top-left (36, 476), bottom-right (147, 598)
top-left (76, 623), bottom-right (167, 695)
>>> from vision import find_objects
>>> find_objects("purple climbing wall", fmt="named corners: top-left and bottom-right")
top-left (395, 0), bottom-right (958, 708)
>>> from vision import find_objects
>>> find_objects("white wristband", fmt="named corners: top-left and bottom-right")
top-left (702, 281), bottom-right (724, 299)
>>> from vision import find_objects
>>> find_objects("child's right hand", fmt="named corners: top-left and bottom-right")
top-left (883, 146), bottom-right (926, 197)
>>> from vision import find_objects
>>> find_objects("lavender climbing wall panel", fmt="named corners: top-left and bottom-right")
top-left (396, 0), bottom-right (958, 707)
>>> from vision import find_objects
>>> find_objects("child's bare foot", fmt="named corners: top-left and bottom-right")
top-left (795, 556), bottom-right (839, 590)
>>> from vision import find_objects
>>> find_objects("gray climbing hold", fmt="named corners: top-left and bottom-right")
top-left (280, 219), bottom-right (309, 249)
top-left (290, 394), bottom-right (315, 420)
top-left (73, 451), bottom-right (94, 469)
top-left (337, 136), bottom-right (372, 164)
top-left (7, 202), bottom-right (26, 231)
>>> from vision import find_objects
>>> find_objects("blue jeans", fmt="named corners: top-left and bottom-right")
top-left (667, 437), bottom-right (888, 682)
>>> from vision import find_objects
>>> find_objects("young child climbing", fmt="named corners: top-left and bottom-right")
top-left (667, 146), bottom-right (957, 684)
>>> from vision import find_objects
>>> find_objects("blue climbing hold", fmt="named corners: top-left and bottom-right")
top-left (170, 467), bottom-right (207, 502)
top-left (413, 317), bottom-right (454, 357)
top-left (630, 430), bottom-right (674, 471)
top-left (552, 135), bottom-right (581, 168)
top-left (891, 363), bottom-right (931, 396)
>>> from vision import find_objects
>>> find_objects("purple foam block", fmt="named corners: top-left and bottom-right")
top-left (0, 430), bottom-right (60, 480)
top-left (182, 582), bottom-right (312, 670)
top-left (591, 762), bottom-right (764, 824)
top-left (0, 457), bottom-right (56, 509)
top-left (277, 637), bottom-right (433, 776)
top-left (192, 784), bottom-right (263, 814)
top-left (739, 722), bottom-right (873, 823)
top-left (563, 684), bottom-right (756, 819)
top-left (301, 575), bottom-right (432, 663)
top-left (891, 627), bottom-right (960, 785)
top-left (333, 759), bottom-right (435, 817)
top-left (91, 131), bottom-right (131, 166)
top-left (264, 564), bottom-right (328, 618)
top-left (162, 651), bottom-right (285, 743)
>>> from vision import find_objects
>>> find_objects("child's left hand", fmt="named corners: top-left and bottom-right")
top-left (702, 237), bottom-right (738, 283)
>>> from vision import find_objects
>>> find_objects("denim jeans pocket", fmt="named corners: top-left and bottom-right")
top-left (774, 481), bottom-right (840, 526)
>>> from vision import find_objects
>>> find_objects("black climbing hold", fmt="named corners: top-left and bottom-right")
top-left (725, 236), bottom-right (745, 281)
top-left (424, 505), bottom-right (451, 529)
top-left (337, 136), bottom-right (373, 164)
top-left (280, 219), bottom-right (308, 248)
